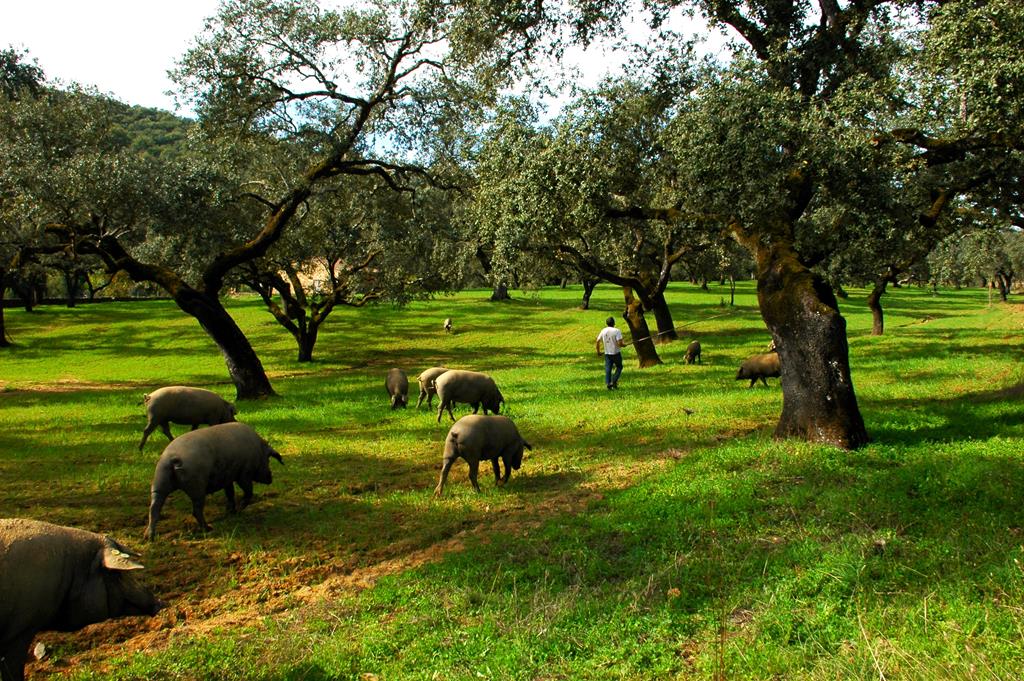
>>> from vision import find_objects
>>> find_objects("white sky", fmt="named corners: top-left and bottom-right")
top-left (0, 0), bottom-right (220, 113)
top-left (0, 1), bottom-right (722, 116)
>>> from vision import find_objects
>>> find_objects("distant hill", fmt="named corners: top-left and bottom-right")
top-left (101, 98), bottom-right (194, 161)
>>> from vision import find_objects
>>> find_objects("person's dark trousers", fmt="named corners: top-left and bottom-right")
top-left (604, 352), bottom-right (623, 388)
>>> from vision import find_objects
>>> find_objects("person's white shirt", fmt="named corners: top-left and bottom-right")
top-left (597, 326), bottom-right (623, 355)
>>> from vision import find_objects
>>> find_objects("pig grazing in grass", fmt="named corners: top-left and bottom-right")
top-left (138, 386), bottom-right (237, 451)
top-left (415, 366), bottom-right (449, 409)
top-left (434, 415), bottom-right (532, 496)
top-left (144, 422), bottom-right (283, 540)
top-left (685, 340), bottom-right (702, 365)
top-left (385, 368), bottom-right (409, 410)
top-left (443, 317), bottom-right (453, 333)
top-left (735, 352), bottom-right (781, 388)
top-left (434, 369), bottom-right (504, 423)
top-left (0, 518), bottom-right (163, 681)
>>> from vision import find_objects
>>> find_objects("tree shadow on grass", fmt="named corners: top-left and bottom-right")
top-left (866, 381), bottom-right (1024, 445)
top-left (851, 327), bottom-right (1020, 365)
top-left (39, 428), bottom-right (1024, 678)
top-left (5, 304), bottom-right (215, 357)
top-left (360, 435), bottom-right (1024, 678)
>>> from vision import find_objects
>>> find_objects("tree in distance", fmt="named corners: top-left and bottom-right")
top-left (5, 0), bottom-right (555, 397)
top-left (238, 173), bottom-right (458, 362)
top-left (477, 0), bottom-right (1024, 448)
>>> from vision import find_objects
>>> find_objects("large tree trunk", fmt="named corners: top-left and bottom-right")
top-left (283, 309), bottom-right (316, 363)
top-left (175, 291), bottom-right (275, 400)
top-left (297, 323), bottom-right (319, 363)
top-left (15, 281), bottom-right (35, 313)
top-left (490, 283), bottom-right (511, 301)
top-left (623, 287), bottom-right (662, 367)
top-left (754, 241), bottom-right (868, 449)
top-left (245, 268), bottom-right (321, 364)
top-left (867, 278), bottom-right (889, 336)
top-left (282, 304), bottom-right (316, 364)
top-left (581, 277), bottom-right (598, 310)
top-left (472, 247), bottom-right (510, 302)
top-left (995, 272), bottom-right (1011, 302)
top-left (647, 291), bottom-right (678, 343)
top-left (63, 269), bottom-right (82, 308)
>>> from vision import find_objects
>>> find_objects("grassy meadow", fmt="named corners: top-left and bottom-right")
top-left (1, 281), bottom-right (1023, 680)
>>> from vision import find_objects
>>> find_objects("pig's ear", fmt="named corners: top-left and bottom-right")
top-left (101, 540), bottom-right (145, 571)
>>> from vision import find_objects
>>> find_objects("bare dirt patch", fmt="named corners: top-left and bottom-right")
top-left (0, 379), bottom-right (149, 396)
top-left (27, 452), bottom-right (680, 678)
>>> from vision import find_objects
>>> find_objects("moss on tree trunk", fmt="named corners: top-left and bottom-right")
top-left (175, 290), bottom-right (275, 400)
top-left (754, 241), bottom-right (869, 449)
top-left (648, 291), bottom-right (678, 343)
top-left (867, 278), bottom-right (888, 336)
top-left (623, 287), bottom-right (662, 367)
top-left (581, 277), bottom-right (597, 310)
top-left (297, 325), bottom-right (319, 363)
top-left (490, 284), bottom-right (510, 301)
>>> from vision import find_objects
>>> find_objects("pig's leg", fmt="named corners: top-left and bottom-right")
top-left (1, 633), bottom-right (33, 681)
top-left (223, 484), bottom-right (237, 513)
top-left (238, 479), bottom-right (254, 508)
top-left (143, 492), bottom-right (167, 541)
top-left (434, 457), bottom-right (456, 497)
top-left (190, 494), bottom-right (212, 531)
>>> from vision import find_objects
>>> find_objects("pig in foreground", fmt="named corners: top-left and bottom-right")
top-left (434, 369), bottom-right (504, 423)
top-left (415, 366), bottom-right (449, 409)
top-left (735, 352), bottom-right (781, 388)
top-left (144, 422), bottom-right (283, 540)
top-left (138, 386), bottom-right (237, 451)
top-left (0, 518), bottom-right (163, 681)
top-left (685, 340), bottom-right (702, 365)
top-left (385, 368), bottom-right (409, 410)
top-left (443, 317), bottom-right (453, 333)
top-left (434, 415), bottom-right (532, 496)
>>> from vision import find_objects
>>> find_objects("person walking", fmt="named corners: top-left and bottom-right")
top-left (596, 316), bottom-right (624, 390)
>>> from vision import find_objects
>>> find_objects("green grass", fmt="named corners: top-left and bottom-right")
top-left (2, 282), bottom-right (1023, 680)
